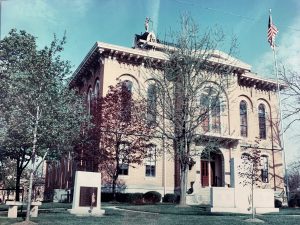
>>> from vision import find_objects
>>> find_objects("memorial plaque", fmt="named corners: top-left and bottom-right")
top-left (79, 187), bottom-right (97, 207)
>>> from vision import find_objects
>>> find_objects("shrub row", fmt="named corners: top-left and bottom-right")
top-left (101, 191), bottom-right (161, 204)
top-left (288, 192), bottom-right (300, 207)
top-left (274, 199), bottom-right (282, 208)
top-left (162, 193), bottom-right (179, 203)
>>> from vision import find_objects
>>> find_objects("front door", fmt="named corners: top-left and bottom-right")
top-left (201, 161), bottom-right (209, 187)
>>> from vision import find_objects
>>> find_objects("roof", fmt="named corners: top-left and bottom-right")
top-left (239, 71), bottom-right (287, 90)
top-left (69, 41), bottom-right (285, 90)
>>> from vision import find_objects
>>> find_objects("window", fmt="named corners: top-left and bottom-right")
top-left (121, 80), bottom-right (133, 121)
top-left (145, 145), bottom-right (156, 177)
top-left (118, 142), bottom-right (129, 175)
top-left (94, 80), bottom-right (100, 100)
top-left (258, 104), bottom-right (266, 139)
top-left (200, 94), bottom-right (209, 132)
top-left (87, 87), bottom-right (93, 115)
top-left (240, 100), bottom-right (248, 137)
top-left (211, 98), bottom-right (221, 133)
top-left (118, 164), bottom-right (129, 175)
top-left (261, 155), bottom-right (269, 183)
top-left (241, 153), bottom-right (250, 160)
top-left (147, 84), bottom-right (157, 124)
top-left (200, 87), bottom-right (221, 133)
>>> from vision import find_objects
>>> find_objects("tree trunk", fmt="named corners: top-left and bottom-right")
top-left (26, 105), bottom-right (39, 222)
top-left (252, 182), bottom-right (255, 219)
top-left (112, 176), bottom-right (117, 201)
top-left (179, 165), bottom-right (188, 206)
top-left (15, 158), bottom-right (21, 201)
top-left (15, 171), bottom-right (21, 201)
top-left (26, 170), bottom-right (34, 220)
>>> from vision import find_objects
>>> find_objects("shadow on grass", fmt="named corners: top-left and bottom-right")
top-left (116, 204), bottom-right (245, 217)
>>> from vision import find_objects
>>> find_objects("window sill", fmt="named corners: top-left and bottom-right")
top-left (144, 176), bottom-right (156, 180)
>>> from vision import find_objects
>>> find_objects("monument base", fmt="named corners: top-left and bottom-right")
top-left (68, 207), bottom-right (105, 217)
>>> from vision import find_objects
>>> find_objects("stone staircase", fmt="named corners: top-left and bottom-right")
top-left (186, 187), bottom-right (211, 205)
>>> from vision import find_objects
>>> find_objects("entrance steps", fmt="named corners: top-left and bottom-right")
top-left (186, 187), bottom-right (211, 205)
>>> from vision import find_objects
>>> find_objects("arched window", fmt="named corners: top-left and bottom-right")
top-left (122, 80), bottom-right (133, 92)
top-left (261, 155), bottom-right (269, 183)
top-left (200, 87), bottom-right (221, 133)
top-left (211, 98), bottom-right (220, 133)
top-left (87, 87), bottom-right (93, 115)
top-left (147, 84), bottom-right (157, 124)
top-left (258, 104), bottom-right (266, 139)
top-left (240, 100), bottom-right (248, 137)
top-left (121, 80), bottom-right (133, 121)
top-left (94, 80), bottom-right (100, 99)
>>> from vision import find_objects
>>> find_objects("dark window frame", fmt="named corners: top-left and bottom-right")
top-left (118, 142), bottom-right (130, 176)
top-left (261, 155), bottom-right (269, 183)
top-left (258, 104), bottom-right (267, 139)
top-left (147, 83), bottom-right (157, 125)
top-left (145, 145), bottom-right (156, 177)
top-left (240, 100), bottom-right (248, 137)
top-left (121, 80), bottom-right (133, 122)
top-left (200, 88), bottom-right (221, 133)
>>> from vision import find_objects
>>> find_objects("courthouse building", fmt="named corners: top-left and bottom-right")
top-left (45, 25), bottom-right (285, 212)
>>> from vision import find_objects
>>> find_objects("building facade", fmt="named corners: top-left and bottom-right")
top-left (45, 29), bottom-right (285, 211)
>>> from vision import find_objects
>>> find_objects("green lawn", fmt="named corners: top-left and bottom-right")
top-left (0, 203), bottom-right (299, 225)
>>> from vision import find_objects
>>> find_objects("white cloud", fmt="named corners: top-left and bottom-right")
top-left (254, 4), bottom-right (300, 77)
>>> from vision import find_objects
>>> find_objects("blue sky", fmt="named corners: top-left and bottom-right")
top-left (2, 0), bottom-right (300, 162)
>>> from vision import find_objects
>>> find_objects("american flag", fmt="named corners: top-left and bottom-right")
top-left (268, 14), bottom-right (278, 49)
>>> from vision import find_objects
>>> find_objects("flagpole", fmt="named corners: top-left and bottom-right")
top-left (269, 9), bottom-right (289, 202)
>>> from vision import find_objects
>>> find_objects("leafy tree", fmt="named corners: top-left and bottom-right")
top-left (95, 82), bottom-right (155, 200)
top-left (0, 159), bottom-right (18, 191)
top-left (238, 141), bottom-right (262, 220)
top-left (143, 15), bottom-right (237, 205)
top-left (0, 29), bottom-right (88, 221)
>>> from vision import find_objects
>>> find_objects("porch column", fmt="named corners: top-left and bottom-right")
top-left (208, 160), bottom-right (211, 187)
top-left (194, 157), bottom-right (201, 189)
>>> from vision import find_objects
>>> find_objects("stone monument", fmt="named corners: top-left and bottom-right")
top-left (69, 171), bottom-right (105, 216)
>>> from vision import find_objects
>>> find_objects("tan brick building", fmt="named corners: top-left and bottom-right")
top-left (45, 29), bottom-right (285, 210)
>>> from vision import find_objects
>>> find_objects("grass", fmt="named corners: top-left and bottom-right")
top-left (0, 203), bottom-right (299, 225)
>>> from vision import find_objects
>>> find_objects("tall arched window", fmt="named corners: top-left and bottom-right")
top-left (121, 80), bottom-right (133, 121)
top-left (240, 100), bottom-right (248, 137)
top-left (147, 84), bottom-right (157, 124)
top-left (258, 104), bottom-right (266, 139)
top-left (211, 98), bottom-right (221, 133)
top-left (94, 80), bottom-right (100, 99)
top-left (200, 87), bottom-right (221, 133)
top-left (87, 87), bottom-right (93, 115)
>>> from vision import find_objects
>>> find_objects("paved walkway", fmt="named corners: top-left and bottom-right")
top-left (104, 206), bottom-right (159, 214)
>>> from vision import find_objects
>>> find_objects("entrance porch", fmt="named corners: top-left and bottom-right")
top-left (186, 149), bottom-right (225, 205)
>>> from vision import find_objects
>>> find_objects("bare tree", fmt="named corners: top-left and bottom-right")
top-left (287, 161), bottom-right (300, 192)
top-left (238, 141), bottom-right (261, 220)
top-left (280, 68), bottom-right (300, 131)
top-left (142, 15), bottom-right (237, 205)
